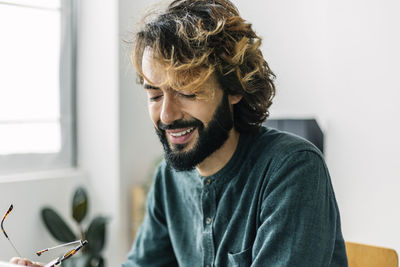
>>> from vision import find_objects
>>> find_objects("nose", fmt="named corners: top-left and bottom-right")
top-left (160, 93), bottom-right (182, 125)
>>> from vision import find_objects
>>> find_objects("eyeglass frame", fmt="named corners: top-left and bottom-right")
top-left (2, 204), bottom-right (88, 266)
top-left (44, 240), bottom-right (88, 267)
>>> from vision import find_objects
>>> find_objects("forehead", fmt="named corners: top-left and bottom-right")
top-left (141, 47), bottom-right (167, 87)
top-left (140, 47), bottom-right (221, 99)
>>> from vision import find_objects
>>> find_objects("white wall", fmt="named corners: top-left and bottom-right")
top-left (235, 0), bottom-right (400, 252)
top-left (76, 0), bottom-right (122, 265)
top-left (325, 0), bottom-right (400, 250)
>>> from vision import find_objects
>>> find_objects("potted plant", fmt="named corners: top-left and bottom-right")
top-left (41, 187), bottom-right (108, 267)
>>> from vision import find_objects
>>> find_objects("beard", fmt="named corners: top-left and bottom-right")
top-left (155, 93), bottom-right (234, 171)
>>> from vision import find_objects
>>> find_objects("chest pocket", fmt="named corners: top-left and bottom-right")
top-left (227, 247), bottom-right (252, 267)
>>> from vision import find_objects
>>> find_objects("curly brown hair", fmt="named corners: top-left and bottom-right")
top-left (132, 0), bottom-right (275, 133)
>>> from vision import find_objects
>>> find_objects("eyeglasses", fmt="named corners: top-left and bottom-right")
top-left (1, 204), bottom-right (22, 257)
top-left (2, 204), bottom-right (88, 266)
top-left (42, 240), bottom-right (88, 267)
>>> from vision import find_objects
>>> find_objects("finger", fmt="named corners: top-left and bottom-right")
top-left (9, 257), bottom-right (43, 266)
top-left (18, 258), bottom-right (31, 266)
top-left (10, 257), bottom-right (28, 265)
top-left (30, 262), bottom-right (45, 267)
top-left (10, 257), bottom-right (21, 264)
top-left (9, 257), bottom-right (20, 264)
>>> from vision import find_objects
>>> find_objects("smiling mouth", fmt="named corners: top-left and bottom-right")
top-left (169, 127), bottom-right (195, 137)
top-left (166, 127), bottom-right (196, 144)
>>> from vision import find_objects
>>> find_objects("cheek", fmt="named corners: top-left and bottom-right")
top-left (148, 103), bottom-right (160, 126)
top-left (192, 106), bottom-right (215, 126)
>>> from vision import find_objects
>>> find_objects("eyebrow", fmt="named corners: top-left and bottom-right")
top-left (143, 84), bottom-right (159, 90)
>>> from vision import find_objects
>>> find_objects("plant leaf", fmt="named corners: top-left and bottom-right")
top-left (85, 255), bottom-right (104, 267)
top-left (72, 187), bottom-right (88, 223)
top-left (41, 207), bottom-right (76, 243)
top-left (85, 216), bottom-right (108, 255)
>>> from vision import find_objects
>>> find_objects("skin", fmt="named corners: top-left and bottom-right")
top-left (142, 48), bottom-right (242, 176)
top-left (9, 257), bottom-right (43, 266)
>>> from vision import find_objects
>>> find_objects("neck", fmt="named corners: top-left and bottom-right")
top-left (196, 128), bottom-right (240, 177)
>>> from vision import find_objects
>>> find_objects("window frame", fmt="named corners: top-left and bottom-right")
top-left (0, 0), bottom-right (77, 174)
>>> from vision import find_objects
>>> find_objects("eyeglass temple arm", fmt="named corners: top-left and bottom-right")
top-left (37, 240), bottom-right (84, 256)
top-left (1, 204), bottom-right (22, 257)
top-left (44, 240), bottom-right (88, 267)
top-left (1, 204), bottom-right (13, 238)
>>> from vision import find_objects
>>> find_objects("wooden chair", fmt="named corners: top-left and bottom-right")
top-left (346, 241), bottom-right (398, 267)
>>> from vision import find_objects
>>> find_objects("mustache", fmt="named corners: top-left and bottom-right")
top-left (157, 119), bottom-right (203, 131)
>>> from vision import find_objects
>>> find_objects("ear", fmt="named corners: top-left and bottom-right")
top-left (228, 94), bottom-right (243, 105)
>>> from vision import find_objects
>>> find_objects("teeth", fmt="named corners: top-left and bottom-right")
top-left (169, 128), bottom-right (194, 137)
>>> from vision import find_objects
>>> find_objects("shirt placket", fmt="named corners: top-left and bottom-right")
top-left (201, 177), bottom-right (216, 267)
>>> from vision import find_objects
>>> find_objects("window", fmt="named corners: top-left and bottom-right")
top-left (0, 0), bottom-right (76, 174)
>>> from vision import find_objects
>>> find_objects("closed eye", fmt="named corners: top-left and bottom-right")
top-left (149, 95), bottom-right (163, 102)
top-left (177, 92), bottom-right (196, 99)
top-left (144, 83), bottom-right (163, 102)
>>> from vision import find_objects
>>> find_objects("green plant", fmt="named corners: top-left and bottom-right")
top-left (41, 187), bottom-right (108, 267)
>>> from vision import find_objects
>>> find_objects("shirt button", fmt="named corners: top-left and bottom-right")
top-left (205, 178), bottom-right (211, 185)
top-left (205, 217), bottom-right (212, 224)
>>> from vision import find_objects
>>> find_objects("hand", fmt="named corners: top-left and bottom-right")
top-left (9, 257), bottom-right (44, 267)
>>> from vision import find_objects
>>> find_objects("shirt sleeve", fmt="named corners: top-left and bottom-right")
top-left (122, 168), bottom-right (179, 267)
top-left (251, 150), bottom-right (347, 267)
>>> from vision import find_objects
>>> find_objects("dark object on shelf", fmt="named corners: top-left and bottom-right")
top-left (263, 119), bottom-right (324, 154)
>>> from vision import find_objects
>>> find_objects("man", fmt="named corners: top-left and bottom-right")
top-left (11, 0), bottom-right (347, 266)
top-left (123, 0), bottom-right (348, 266)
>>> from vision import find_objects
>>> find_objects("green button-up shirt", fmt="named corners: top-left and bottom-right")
top-left (123, 127), bottom-right (348, 266)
